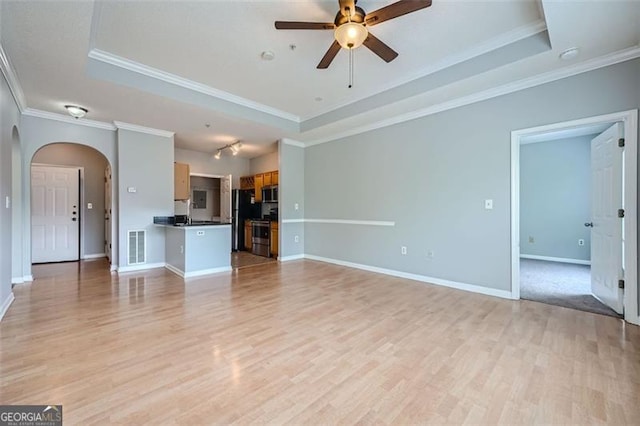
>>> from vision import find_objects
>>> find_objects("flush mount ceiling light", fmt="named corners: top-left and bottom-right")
top-left (559, 47), bottom-right (580, 61)
top-left (65, 105), bottom-right (88, 119)
top-left (213, 141), bottom-right (242, 160)
top-left (261, 51), bottom-right (275, 61)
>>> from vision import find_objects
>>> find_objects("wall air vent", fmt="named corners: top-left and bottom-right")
top-left (128, 230), bottom-right (146, 265)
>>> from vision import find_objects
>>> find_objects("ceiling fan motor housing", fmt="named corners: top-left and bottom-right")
top-left (334, 6), bottom-right (366, 26)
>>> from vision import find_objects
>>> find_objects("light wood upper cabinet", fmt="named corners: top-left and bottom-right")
top-left (263, 172), bottom-right (272, 186)
top-left (254, 173), bottom-right (264, 202)
top-left (272, 171), bottom-right (279, 185)
top-left (174, 162), bottom-right (190, 200)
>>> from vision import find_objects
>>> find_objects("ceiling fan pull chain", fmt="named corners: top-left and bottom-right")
top-left (348, 48), bottom-right (353, 88)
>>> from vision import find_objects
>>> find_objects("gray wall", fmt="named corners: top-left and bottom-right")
top-left (279, 140), bottom-right (305, 258)
top-left (520, 136), bottom-right (592, 261)
top-left (1, 71), bottom-right (21, 313)
top-left (32, 143), bottom-right (109, 257)
top-left (175, 147), bottom-right (250, 189)
top-left (20, 115), bottom-right (118, 275)
top-left (117, 129), bottom-right (174, 268)
top-left (303, 58), bottom-right (640, 293)
top-left (250, 149), bottom-right (278, 174)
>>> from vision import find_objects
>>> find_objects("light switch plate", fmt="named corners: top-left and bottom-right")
top-left (5, 196), bottom-right (10, 209)
top-left (485, 199), bottom-right (493, 210)
top-left (87, 203), bottom-right (93, 209)
top-left (128, 187), bottom-right (136, 193)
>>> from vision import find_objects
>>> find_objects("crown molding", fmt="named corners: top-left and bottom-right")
top-left (88, 48), bottom-right (300, 124)
top-left (304, 45), bottom-right (640, 147)
top-left (281, 138), bottom-right (305, 148)
top-left (22, 108), bottom-right (117, 131)
top-left (113, 121), bottom-right (174, 138)
top-left (299, 19), bottom-right (548, 122)
top-left (0, 42), bottom-right (26, 112)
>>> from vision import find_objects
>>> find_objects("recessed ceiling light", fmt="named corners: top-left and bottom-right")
top-left (261, 51), bottom-right (275, 61)
top-left (65, 105), bottom-right (88, 119)
top-left (559, 47), bottom-right (580, 61)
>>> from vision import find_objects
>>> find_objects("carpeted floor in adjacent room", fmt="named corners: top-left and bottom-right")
top-left (520, 258), bottom-right (621, 318)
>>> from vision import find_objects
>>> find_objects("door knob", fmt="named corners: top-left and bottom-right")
top-left (584, 222), bottom-right (594, 227)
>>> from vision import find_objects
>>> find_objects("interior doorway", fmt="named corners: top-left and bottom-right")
top-left (511, 110), bottom-right (638, 324)
top-left (30, 143), bottom-right (111, 267)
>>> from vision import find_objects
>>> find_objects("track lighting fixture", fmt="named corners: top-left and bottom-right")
top-left (213, 141), bottom-right (242, 160)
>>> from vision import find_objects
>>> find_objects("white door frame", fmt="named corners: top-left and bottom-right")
top-left (510, 109), bottom-right (638, 325)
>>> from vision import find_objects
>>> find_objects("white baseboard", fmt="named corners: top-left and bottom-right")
top-left (82, 253), bottom-right (106, 260)
top-left (110, 264), bottom-right (118, 272)
top-left (117, 263), bottom-right (166, 273)
top-left (23, 275), bottom-right (33, 282)
top-left (11, 277), bottom-right (23, 284)
top-left (304, 254), bottom-right (514, 300)
top-left (279, 254), bottom-right (305, 262)
top-left (0, 293), bottom-right (15, 322)
top-left (165, 263), bottom-right (232, 278)
top-left (520, 254), bottom-right (591, 265)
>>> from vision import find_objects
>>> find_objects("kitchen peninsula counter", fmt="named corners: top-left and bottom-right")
top-left (159, 223), bottom-right (231, 278)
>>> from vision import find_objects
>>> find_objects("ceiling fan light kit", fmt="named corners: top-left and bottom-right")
top-left (334, 22), bottom-right (368, 49)
top-left (274, 0), bottom-right (433, 86)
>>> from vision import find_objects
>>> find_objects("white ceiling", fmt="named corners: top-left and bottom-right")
top-left (1, 1), bottom-right (639, 157)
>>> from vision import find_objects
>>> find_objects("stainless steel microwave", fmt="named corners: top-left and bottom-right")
top-left (262, 185), bottom-right (278, 203)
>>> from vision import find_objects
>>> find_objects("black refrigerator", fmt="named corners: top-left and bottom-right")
top-left (232, 189), bottom-right (260, 251)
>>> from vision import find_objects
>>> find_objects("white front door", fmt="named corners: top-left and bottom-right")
top-left (104, 165), bottom-right (112, 262)
top-left (590, 123), bottom-right (624, 314)
top-left (32, 165), bottom-right (80, 263)
top-left (220, 174), bottom-right (232, 223)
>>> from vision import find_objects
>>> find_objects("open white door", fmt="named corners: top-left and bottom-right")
top-left (220, 174), bottom-right (232, 223)
top-left (590, 123), bottom-right (624, 314)
top-left (32, 165), bottom-right (80, 263)
top-left (104, 165), bottom-right (112, 262)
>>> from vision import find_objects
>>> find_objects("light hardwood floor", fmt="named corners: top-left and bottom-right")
top-left (1, 259), bottom-right (639, 424)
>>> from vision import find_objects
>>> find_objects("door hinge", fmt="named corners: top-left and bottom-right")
top-left (618, 279), bottom-right (625, 289)
top-left (618, 209), bottom-right (625, 218)
top-left (618, 138), bottom-right (625, 147)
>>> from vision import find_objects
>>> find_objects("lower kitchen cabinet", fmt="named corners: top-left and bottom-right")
top-left (270, 221), bottom-right (278, 258)
top-left (244, 220), bottom-right (252, 251)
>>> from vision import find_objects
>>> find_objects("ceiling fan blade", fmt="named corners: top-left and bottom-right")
top-left (317, 41), bottom-right (342, 69)
top-left (275, 21), bottom-right (335, 30)
top-left (365, 0), bottom-right (432, 27)
top-left (363, 33), bottom-right (398, 63)
top-left (339, 0), bottom-right (356, 17)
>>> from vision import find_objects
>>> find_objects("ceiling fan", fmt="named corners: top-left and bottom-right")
top-left (275, 0), bottom-right (433, 69)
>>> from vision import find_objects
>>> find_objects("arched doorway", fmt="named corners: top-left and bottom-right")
top-left (30, 143), bottom-right (112, 267)
top-left (11, 126), bottom-right (23, 283)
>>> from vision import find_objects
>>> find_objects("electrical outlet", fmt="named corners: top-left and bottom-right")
top-left (528, 236), bottom-right (535, 244)
top-left (87, 202), bottom-right (93, 209)
top-left (578, 239), bottom-right (585, 246)
top-left (401, 246), bottom-right (407, 255)
top-left (294, 235), bottom-right (299, 243)
top-left (294, 203), bottom-right (299, 210)
top-left (5, 196), bottom-right (9, 209)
